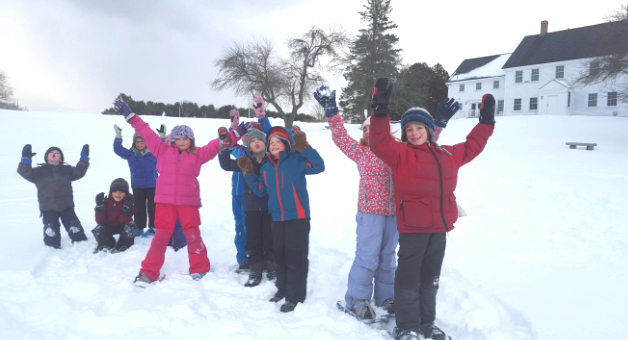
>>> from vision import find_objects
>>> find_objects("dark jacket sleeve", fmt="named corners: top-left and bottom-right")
top-left (17, 162), bottom-right (36, 183)
top-left (71, 160), bottom-right (89, 181)
top-left (218, 148), bottom-right (242, 173)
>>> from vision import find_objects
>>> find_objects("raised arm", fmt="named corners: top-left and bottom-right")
top-left (218, 147), bottom-right (243, 173)
top-left (292, 131), bottom-right (325, 175)
top-left (452, 94), bottom-right (495, 167)
top-left (368, 78), bottom-right (405, 170)
top-left (71, 144), bottom-right (90, 181)
top-left (17, 144), bottom-right (37, 183)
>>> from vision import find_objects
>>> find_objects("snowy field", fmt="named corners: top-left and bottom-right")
top-left (0, 110), bottom-right (627, 340)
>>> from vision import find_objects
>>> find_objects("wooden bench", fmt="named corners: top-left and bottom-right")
top-left (566, 142), bottom-right (597, 150)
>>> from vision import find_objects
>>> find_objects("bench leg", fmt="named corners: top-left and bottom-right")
top-left (587, 146), bottom-right (594, 150)
top-left (570, 145), bottom-right (576, 149)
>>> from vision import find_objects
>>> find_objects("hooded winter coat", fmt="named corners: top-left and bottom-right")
top-left (369, 115), bottom-right (493, 234)
top-left (113, 139), bottom-right (158, 189)
top-left (17, 160), bottom-right (89, 212)
top-left (128, 115), bottom-right (237, 206)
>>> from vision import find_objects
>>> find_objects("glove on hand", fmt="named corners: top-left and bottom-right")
top-left (22, 144), bottom-right (36, 158)
top-left (80, 144), bottom-right (90, 161)
top-left (313, 85), bottom-right (339, 117)
top-left (218, 127), bottom-right (232, 150)
top-left (252, 96), bottom-right (266, 119)
top-left (121, 193), bottom-right (134, 215)
top-left (95, 192), bottom-right (106, 212)
top-left (156, 124), bottom-right (167, 139)
top-left (237, 156), bottom-right (253, 176)
top-left (291, 130), bottom-right (310, 152)
top-left (479, 94), bottom-right (496, 126)
top-left (229, 109), bottom-right (240, 130)
top-left (114, 100), bottom-right (135, 121)
top-left (372, 78), bottom-right (393, 117)
top-left (234, 122), bottom-right (251, 138)
top-left (434, 98), bottom-right (460, 128)
top-left (113, 124), bottom-right (123, 140)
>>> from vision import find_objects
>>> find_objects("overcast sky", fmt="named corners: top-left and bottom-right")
top-left (0, 0), bottom-right (623, 114)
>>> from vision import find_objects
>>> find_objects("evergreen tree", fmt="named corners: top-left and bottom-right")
top-left (389, 62), bottom-right (450, 120)
top-left (339, 0), bottom-right (401, 121)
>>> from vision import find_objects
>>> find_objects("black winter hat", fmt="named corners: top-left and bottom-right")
top-left (44, 147), bottom-right (64, 164)
top-left (110, 178), bottom-right (130, 194)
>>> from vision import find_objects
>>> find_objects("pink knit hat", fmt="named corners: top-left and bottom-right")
top-left (362, 116), bottom-right (371, 129)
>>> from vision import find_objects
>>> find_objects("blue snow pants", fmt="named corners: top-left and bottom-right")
top-left (42, 208), bottom-right (88, 248)
top-left (345, 212), bottom-right (398, 308)
top-left (168, 220), bottom-right (187, 250)
top-left (232, 195), bottom-right (247, 264)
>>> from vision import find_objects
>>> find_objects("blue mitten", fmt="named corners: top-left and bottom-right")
top-left (434, 98), bottom-right (460, 128)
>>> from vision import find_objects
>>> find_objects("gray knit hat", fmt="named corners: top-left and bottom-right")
top-left (245, 128), bottom-right (266, 150)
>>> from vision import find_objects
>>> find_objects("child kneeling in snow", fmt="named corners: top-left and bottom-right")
top-left (114, 100), bottom-right (248, 286)
top-left (92, 178), bottom-right (136, 253)
top-left (17, 144), bottom-right (90, 248)
top-left (240, 126), bottom-right (325, 312)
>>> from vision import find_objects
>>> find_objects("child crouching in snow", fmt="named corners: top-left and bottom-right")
top-left (17, 144), bottom-right (90, 248)
top-left (92, 178), bottom-right (136, 253)
top-left (240, 126), bottom-right (325, 312)
top-left (369, 78), bottom-right (494, 340)
top-left (113, 99), bottom-right (249, 286)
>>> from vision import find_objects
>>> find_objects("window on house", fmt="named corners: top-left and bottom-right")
top-left (493, 80), bottom-right (499, 89)
top-left (497, 100), bottom-right (504, 114)
top-left (476, 82), bottom-right (482, 90)
top-left (514, 98), bottom-right (522, 111)
top-left (590, 61), bottom-right (601, 77)
top-left (530, 97), bottom-right (538, 110)
top-left (515, 71), bottom-right (522, 83)
top-left (607, 92), bottom-right (618, 106)
top-left (459, 84), bottom-right (465, 92)
top-left (556, 65), bottom-right (564, 79)
top-left (588, 93), bottom-right (597, 107)
top-left (531, 69), bottom-right (539, 81)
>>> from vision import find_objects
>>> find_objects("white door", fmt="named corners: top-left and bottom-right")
top-left (545, 95), bottom-right (558, 115)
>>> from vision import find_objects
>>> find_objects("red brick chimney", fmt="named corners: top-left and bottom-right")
top-left (540, 20), bottom-right (548, 35)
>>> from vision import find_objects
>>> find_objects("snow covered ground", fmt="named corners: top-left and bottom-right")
top-left (1, 110), bottom-right (627, 340)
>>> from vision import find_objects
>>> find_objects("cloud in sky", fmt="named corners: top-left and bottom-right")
top-left (0, 0), bottom-right (622, 114)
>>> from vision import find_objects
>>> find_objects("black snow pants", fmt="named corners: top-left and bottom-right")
top-left (272, 218), bottom-right (310, 304)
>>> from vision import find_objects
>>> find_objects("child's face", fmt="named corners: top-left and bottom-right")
top-left (47, 150), bottom-right (61, 165)
top-left (249, 137), bottom-right (266, 154)
top-left (268, 136), bottom-right (286, 157)
top-left (362, 125), bottom-right (370, 139)
top-left (134, 138), bottom-right (146, 151)
top-left (111, 191), bottom-right (126, 202)
top-left (174, 138), bottom-right (191, 152)
top-left (405, 122), bottom-right (429, 146)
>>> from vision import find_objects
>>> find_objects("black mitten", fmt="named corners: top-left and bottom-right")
top-left (121, 193), bottom-right (134, 215)
top-left (372, 77), bottom-right (393, 117)
top-left (479, 94), bottom-right (496, 126)
top-left (22, 144), bottom-right (37, 158)
top-left (95, 192), bottom-right (106, 212)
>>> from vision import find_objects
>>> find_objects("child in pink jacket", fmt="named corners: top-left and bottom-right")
top-left (113, 100), bottom-right (249, 286)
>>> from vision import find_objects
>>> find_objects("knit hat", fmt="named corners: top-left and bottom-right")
top-left (291, 125), bottom-right (301, 132)
top-left (245, 124), bottom-right (267, 150)
top-left (132, 133), bottom-right (144, 143)
top-left (266, 126), bottom-right (292, 154)
top-left (109, 178), bottom-right (129, 194)
top-left (44, 146), bottom-right (64, 164)
top-left (170, 125), bottom-right (195, 141)
top-left (400, 107), bottom-right (435, 143)
top-left (362, 116), bottom-right (372, 129)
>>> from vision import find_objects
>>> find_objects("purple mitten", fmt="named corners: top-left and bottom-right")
top-left (229, 109), bottom-right (240, 130)
top-left (234, 122), bottom-right (251, 138)
top-left (114, 100), bottom-right (135, 121)
top-left (252, 96), bottom-right (265, 119)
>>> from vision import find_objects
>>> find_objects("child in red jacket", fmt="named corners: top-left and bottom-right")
top-left (369, 78), bottom-right (495, 340)
top-left (92, 178), bottom-right (136, 253)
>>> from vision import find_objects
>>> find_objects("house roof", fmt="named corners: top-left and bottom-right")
top-left (503, 20), bottom-right (628, 69)
top-left (448, 54), bottom-right (511, 82)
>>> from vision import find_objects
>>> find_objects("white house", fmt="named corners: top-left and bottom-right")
top-left (447, 19), bottom-right (628, 117)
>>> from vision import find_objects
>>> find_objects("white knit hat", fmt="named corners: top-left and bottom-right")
top-left (362, 116), bottom-right (372, 129)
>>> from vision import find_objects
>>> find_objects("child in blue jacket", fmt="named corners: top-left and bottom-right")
top-left (241, 126), bottom-right (324, 313)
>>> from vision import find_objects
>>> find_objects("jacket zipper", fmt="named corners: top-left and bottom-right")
top-left (273, 159), bottom-right (284, 221)
top-left (428, 144), bottom-right (449, 232)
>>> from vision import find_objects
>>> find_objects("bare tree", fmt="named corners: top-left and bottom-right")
top-left (0, 70), bottom-right (14, 104)
top-left (310, 102), bottom-right (325, 122)
top-left (211, 27), bottom-right (348, 128)
top-left (602, 4), bottom-right (627, 22)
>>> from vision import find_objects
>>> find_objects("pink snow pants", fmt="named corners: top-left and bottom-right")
top-left (140, 204), bottom-right (210, 281)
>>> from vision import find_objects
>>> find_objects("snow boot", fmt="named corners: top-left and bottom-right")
top-left (395, 328), bottom-right (422, 340)
top-left (134, 228), bottom-right (143, 238)
top-left (280, 301), bottom-right (297, 313)
top-left (379, 297), bottom-right (395, 314)
top-left (235, 259), bottom-right (250, 273)
top-left (264, 260), bottom-right (276, 281)
top-left (269, 292), bottom-right (285, 303)
top-left (142, 227), bottom-right (156, 238)
top-left (419, 323), bottom-right (447, 340)
top-left (190, 272), bottom-right (207, 281)
top-left (244, 261), bottom-right (263, 287)
top-left (93, 245), bottom-right (112, 254)
top-left (133, 273), bottom-right (153, 288)
top-left (350, 299), bottom-right (376, 320)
